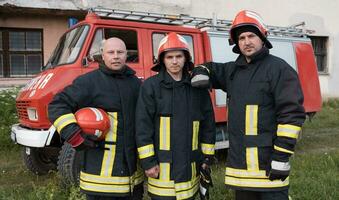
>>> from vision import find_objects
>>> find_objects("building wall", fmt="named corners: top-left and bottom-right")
top-left (0, 14), bottom-right (69, 65)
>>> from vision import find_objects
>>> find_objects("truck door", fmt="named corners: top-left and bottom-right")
top-left (85, 26), bottom-right (144, 79)
top-left (293, 42), bottom-right (322, 113)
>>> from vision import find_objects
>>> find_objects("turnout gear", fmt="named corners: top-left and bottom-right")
top-left (136, 67), bottom-right (216, 200)
top-left (48, 63), bottom-right (143, 197)
top-left (191, 65), bottom-right (210, 89)
top-left (75, 107), bottom-right (110, 141)
top-left (151, 32), bottom-right (194, 72)
top-left (230, 10), bottom-right (272, 53)
top-left (192, 47), bottom-right (305, 192)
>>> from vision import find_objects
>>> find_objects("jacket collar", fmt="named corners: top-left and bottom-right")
top-left (158, 67), bottom-right (190, 88)
top-left (99, 62), bottom-right (135, 77)
top-left (235, 47), bottom-right (269, 67)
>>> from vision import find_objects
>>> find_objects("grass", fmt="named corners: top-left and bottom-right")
top-left (0, 89), bottom-right (338, 200)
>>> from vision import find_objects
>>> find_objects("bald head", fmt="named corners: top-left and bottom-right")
top-left (102, 37), bottom-right (127, 71)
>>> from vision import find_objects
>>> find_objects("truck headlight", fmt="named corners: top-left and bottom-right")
top-left (27, 107), bottom-right (38, 121)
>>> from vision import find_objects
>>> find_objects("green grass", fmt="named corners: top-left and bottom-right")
top-left (0, 90), bottom-right (338, 200)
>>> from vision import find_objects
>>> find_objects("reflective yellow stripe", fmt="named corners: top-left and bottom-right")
top-left (191, 162), bottom-right (196, 180)
top-left (245, 105), bottom-right (258, 135)
top-left (133, 168), bottom-right (145, 186)
top-left (176, 177), bottom-right (199, 199)
top-left (159, 163), bottom-right (170, 181)
top-left (245, 105), bottom-right (259, 171)
top-left (175, 175), bottom-right (199, 191)
top-left (138, 144), bottom-right (155, 159)
top-left (100, 112), bottom-right (118, 176)
top-left (80, 171), bottom-right (131, 193)
top-left (148, 175), bottom-right (199, 199)
top-left (225, 176), bottom-right (289, 188)
top-left (80, 171), bottom-right (130, 184)
top-left (148, 177), bottom-right (175, 188)
top-left (80, 180), bottom-right (130, 193)
top-left (201, 143), bottom-right (215, 155)
top-left (225, 167), bottom-right (267, 178)
top-left (274, 145), bottom-right (294, 154)
top-left (148, 183), bottom-right (176, 196)
top-left (54, 113), bottom-right (76, 133)
top-left (246, 147), bottom-right (259, 171)
top-left (159, 117), bottom-right (170, 150)
top-left (192, 121), bottom-right (199, 150)
top-left (277, 124), bottom-right (301, 139)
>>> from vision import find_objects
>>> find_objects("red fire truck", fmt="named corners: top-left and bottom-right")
top-left (10, 8), bottom-right (322, 183)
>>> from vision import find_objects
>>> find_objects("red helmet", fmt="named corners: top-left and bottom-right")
top-left (151, 32), bottom-right (193, 72)
top-left (75, 107), bottom-right (110, 141)
top-left (230, 10), bottom-right (272, 52)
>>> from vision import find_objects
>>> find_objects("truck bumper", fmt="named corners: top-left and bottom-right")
top-left (11, 124), bottom-right (56, 147)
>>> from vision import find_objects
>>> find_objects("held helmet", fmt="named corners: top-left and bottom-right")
top-left (151, 32), bottom-right (194, 72)
top-left (229, 10), bottom-right (272, 53)
top-left (75, 107), bottom-right (110, 141)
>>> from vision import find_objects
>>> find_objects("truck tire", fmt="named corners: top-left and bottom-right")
top-left (57, 142), bottom-right (81, 186)
top-left (22, 146), bottom-right (58, 175)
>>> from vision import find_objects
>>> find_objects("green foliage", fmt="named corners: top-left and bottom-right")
top-left (0, 88), bottom-right (20, 150)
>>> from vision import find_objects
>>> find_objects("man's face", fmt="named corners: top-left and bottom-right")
top-left (238, 31), bottom-right (264, 58)
top-left (102, 38), bottom-right (127, 71)
top-left (163, 50), bottom-right (185, 76)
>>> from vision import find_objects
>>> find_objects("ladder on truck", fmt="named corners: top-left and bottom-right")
top-left (90, 7), bottom-right (309, 38)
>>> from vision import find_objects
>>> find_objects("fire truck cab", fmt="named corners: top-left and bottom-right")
top-left (10, 8), bottom-right (322, 182)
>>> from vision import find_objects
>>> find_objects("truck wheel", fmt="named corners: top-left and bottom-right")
top-left (22, 147), bottom-right (58, 175)
top-left (57, 142), bottom-right (81, 186)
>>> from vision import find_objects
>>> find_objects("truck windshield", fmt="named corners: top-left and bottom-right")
top-left (44, 25), bottom-right (89, 69)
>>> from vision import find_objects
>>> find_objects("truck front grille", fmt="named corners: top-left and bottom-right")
top-left (16, 101), bottom-right (31, 120)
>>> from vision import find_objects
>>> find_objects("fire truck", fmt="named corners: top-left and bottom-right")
top-left (10, 8), bottom-right (322, 183)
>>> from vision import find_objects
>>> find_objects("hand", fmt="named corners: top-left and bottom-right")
top-left (200, 165), bottom-right (213, 187)
top-left (267, 160), bottom-right (290, 181)
top-left (199, 163), bottom-right (213, 200)
top-left (191, 65), bottom-right (210, 88)
top-left (67, 130), bottom-right (98, 151)
top-left (145, 165), bottom-right (159, 178)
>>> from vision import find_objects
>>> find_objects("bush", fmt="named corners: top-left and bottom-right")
top-left (0, 88), bottom-right (20, 150)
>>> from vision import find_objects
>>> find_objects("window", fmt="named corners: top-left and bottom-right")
top-left (309, 36), bottom-right (328, 73)
top-left (45, 25), bottom-right (89, 69)
top-left (88, 28), bottom-right (139, 63)
top-left (0, 28), bottom-right (43, 77)
top-left (152, 33), bottom-right (194, 63)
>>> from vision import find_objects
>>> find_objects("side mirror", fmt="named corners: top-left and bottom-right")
top-left (82, 57), bottom-right (89, 67)
top-left (92, 54), bottom-right (103, 63)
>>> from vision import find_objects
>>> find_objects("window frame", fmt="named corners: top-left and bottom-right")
top-left (308, 35), bottom-right (328, 74)
top-left (0, 27), bottom-right (44, 77)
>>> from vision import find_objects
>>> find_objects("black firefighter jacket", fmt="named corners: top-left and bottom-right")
top-left (203, 47), bottom-right (306, 191)
top-left (48, 64), bottom-right (143, 196)
top-left (135, 68), bottom-right (216, 199)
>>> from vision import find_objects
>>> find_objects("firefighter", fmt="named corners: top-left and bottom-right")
top-left (48, 38), bottom-right (144, 200)
top-left (135, 32), bottom-right (216, 200)
top-left (191, 10), bottom-right (306, 200)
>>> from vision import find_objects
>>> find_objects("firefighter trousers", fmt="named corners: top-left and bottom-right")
top-left (235, 189), bottom-right (289, 200)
